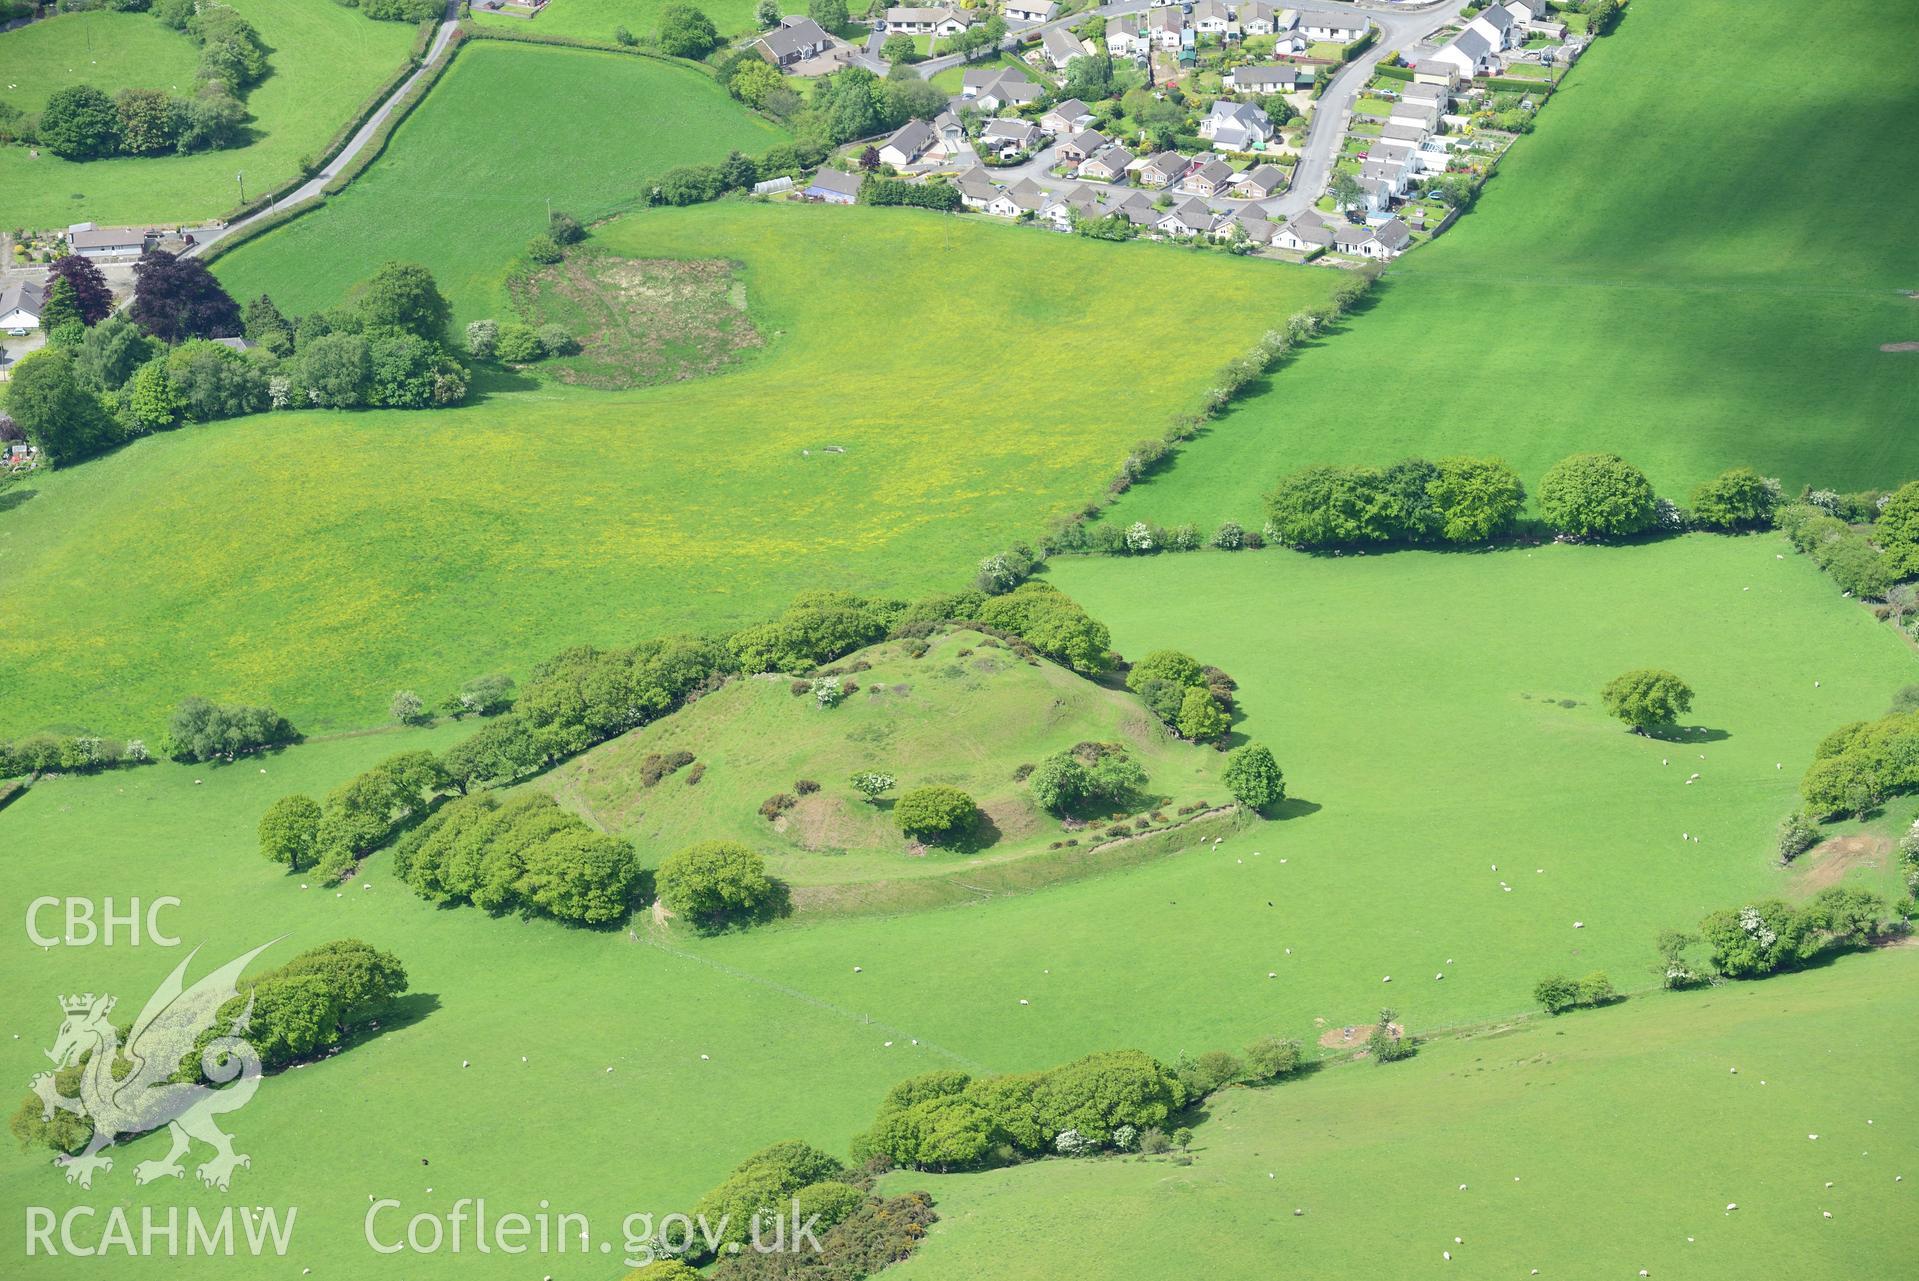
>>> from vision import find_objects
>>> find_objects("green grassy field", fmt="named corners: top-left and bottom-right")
top-left (3, 533), bottom-right (1909, 1281)
top-left (542, 627), bottom-right (1230, 896)
top-left (0, 1), bottom-right (420, 227)
top-left (472, 0), bottom-right (768, 43)
top-left (213, 39), bottom-right (789, 327)
top-left (1103, 0), bottom-right (1919, 535)
top-left (882, 950), bottom-right (1919, 1280)
top-left (1, 200), bottom-right (1330, 740)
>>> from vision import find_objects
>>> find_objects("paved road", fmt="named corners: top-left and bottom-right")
top-left (911, 0), bottom-right (1471, 216)
top-left (182, 4), bottom-right (462, 260)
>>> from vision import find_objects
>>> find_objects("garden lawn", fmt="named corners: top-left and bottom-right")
top-left (0, 0), bottom-right (420, 227)
top-left (212, 39), bottom-right (790, 327)
top-left (0, 202), bottom-right (1333, 738)
top-left (883, 950), bottom-right (1919, 1281)
top-left (1104, 0), bottom-right (1919, 534)
top-left (471, 0), bottom-right (767, 42)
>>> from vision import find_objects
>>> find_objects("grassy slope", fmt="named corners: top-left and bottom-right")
top-left (1, 205), bottom-right (1331, 739)
top-left (1105, 0), bottom-right (1919, 534)
top-left (0, 1), bottom-right (419, 227)
top-left (542, 627), bottom-right (1229, 889)
top-left (213, 40), bottom-right (789, 327)
top-left (883, 951), bottom-right (1919, 1281)
top-left (2, 536), bottom-right (1908, 1281)
top-left (472, 0), bottom-right (768, 42)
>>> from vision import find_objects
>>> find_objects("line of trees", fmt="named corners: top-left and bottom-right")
top-left (392, 791), bottom-right (642, 925)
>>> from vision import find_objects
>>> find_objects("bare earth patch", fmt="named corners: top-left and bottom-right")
top-left (1881, 342), bottom-right (1919, 352)
top-left (1319, 1021), bottom-right (1403, 1051)
top-left (1793, 833), bottom-right (1892, 893)
top-left (510, 250), bottom-right (763, 389)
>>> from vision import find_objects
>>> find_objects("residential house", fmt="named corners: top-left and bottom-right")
top-left (1401, 80), bottom-right (1451, 105)
top-left (1055, 128), bottom-right (1108, 164)
top-left (1355, 175), bottom-right (1397, 217)
top-left (962, 65), bottom-right (1041, 110)
top-left (1104, 14), bottom-right (1148, 56)
top-left (1137, 150), bottom-right (1192, 188)
top-left (953, 166), bottom-right (1002, 208)
top-left (1002, 0), bottom-right (1055, 20)
top-left (1427, 28), bottom-right (1496, 77)
top-left (0, 279), bottom-right (44, 334)
top-left (980, 118), bottom-right (1042, 154)
top-left (1236, 162), bottom-right (1287, 199)
top-left (1041, 183), bottom-right (1104, 230)
top-left (1041, 27), bottom-right (1088, 68)
top-left (930, 110), bottom-right (967, 157)
top-left (877, 118), bottom-right (936, 167)
top-left (985, 177), bottom-right (1048, 218)
top-left (1041, 98), bottom-right (1096, 133)
top-left (1078, 144), bottom-right (1135, 182)
top-left (66, 225), bottom-right (146, 260)
top-left (210, 336), bottom-right (256, 353)
top-left (1389, 97), bottom-right (1444, 132)
top-left (1180, 158), bottom-right (1235, 197)
top-left (1237, 2), bottom-right (1280, 36)
top-left (1147, 6), bottom-right (1184, 50)
top-left (1214, 206), bottom-right (1278, 245)
top-left (754, 16), bottom-right (834, 68)
top-left (1274, 210), bottom-right (1335, 252)
top-left (1197, 99), bottom-right (1273, 150)
top-left (1379, 121), bottom-right (1429, 149)
top-left (801, 169), bottom-right (862, 203)
top-left (1334, 216), bottom-right (1411, 259)
top-left (1156, 197), bottom-right (1217, 237)
top-left (882, 6), bottom-right (975, 36)
top-left (1269, 27), bottom-right (1311, 54)
top-left (1465, 2), bottom-right (1518, 50)
top-left (1295, 10), bottom-right (1365, 41)
top-left (1189, 0), bottom-right (1235, 37)
top-left (1505, 0), bottom-right (1565, 36)
top-left (1110, 190), bottom-right (1160, 225)
top-left (1223, 62), bottom-right (1302, 94)
top-left (1411, 59), bottom-right (1463, 87)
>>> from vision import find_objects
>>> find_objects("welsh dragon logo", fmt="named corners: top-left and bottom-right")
top-left (29, 941), bottom-right (276, 1191)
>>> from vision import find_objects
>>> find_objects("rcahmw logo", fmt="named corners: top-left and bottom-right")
top-left (25, 1205), bottom-right (297, 1258)
top-left (28, 941), bottom-right (275, 1190)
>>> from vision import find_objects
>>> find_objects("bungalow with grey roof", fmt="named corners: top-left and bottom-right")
top-left (1041, 183), bottom-right (1104, 230)
top-left (801, 169), bottom-right (863, 203)
top-left (1214, 207), bottom-right (1278, 246)
top-left (1236, 162), bottom-right (1287, 199)
top-left (1156, 198), bottom-right (1217, 237)
top-left (1296, 10), bottom-right (1366, 41)
top-left (1078, 144), bottom-right (1136, 182)
top-left (1180, 158), bottom-right (1235, 197)
top-left (1041, 26), bottom-right (1087, 68)
top-left (1104, 14), bottom-right (1148, 56)
top-left (1055, 128), bottom-right (1108, 164)
top-left (1146, 6), bottom-right (1184, 49)
top-left (877, 119), bottom-right (936, 167)
top-left (1334, 216), bottom-right (1411, 259)
top-left (1137, 150), bottom-right (1192, 188)
top-left (980, 118), bottom-right (1042, 154)
top-left (1003, 0), bottom-right (1055, 20)
top-left (882, 6), bottom-right (975, 34)
top-left (962, 65), bottom-right (1041, 110)
top-left (755, 16), bottom-right (834, 68)
top-left (1224, 62), bottom-right (1304, 94)
top-left (1237, 2), bottom-right (1280, 35)
top-left (0, 279), bottom-right (45, 334)
top-left (66, 225), bottom-right (147, 260)
top-left (1110, 190), bottom-right (1160, 225)
top-left (953, 166), bottom-right (1002, 208)
top-left (985, 177), bottom-right (1049, 218)
top-left (1189, 0), bottom-right (1234, 35)
top-left (1041, 98), bottom-right (1096, 133)
top-left (1274, 210), bottom-right (1335, 252)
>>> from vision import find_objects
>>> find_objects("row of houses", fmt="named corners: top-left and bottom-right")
top-left (1105, 5), bottom-right (1366, 58)
top-left (1344, 80), bottom-right (1458, 217)
top-left (946, 166), bottom-right (1411, 258)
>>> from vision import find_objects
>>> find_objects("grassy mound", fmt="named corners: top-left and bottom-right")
top-left (212, 40), bottom-right (789, 325)
top-left (0, 203), bottom-right (1334, 739)
top-left (0, 0), bottom-right (419, 226)
top-left (880, 950), bottom-right (1919, 1280)
top-left (1105, 0), bottom-right (1919, 532)
top-left (541, 628), bottom-right (1234, 906)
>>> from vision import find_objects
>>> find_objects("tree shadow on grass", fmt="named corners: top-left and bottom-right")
top-left (464, 364), bottom-right (544, 402)
top-left (0, 487), bottom-right (37, 514)
top-left (1263, 796), bottom-right (1320, 822)
top-left (1647, 725), bottom-right (1730, 744)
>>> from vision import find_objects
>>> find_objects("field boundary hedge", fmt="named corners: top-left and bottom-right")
top-left (323, 29), bottom-right (469, 195)
top-left (456, 20), bottom-right (720, 80)
top-left (197, 196), bottom-right (326, 267)
top-left (216, 21), bottom-right (437, 223)
top-left (1373, 61), bottom-right (1413, 82)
